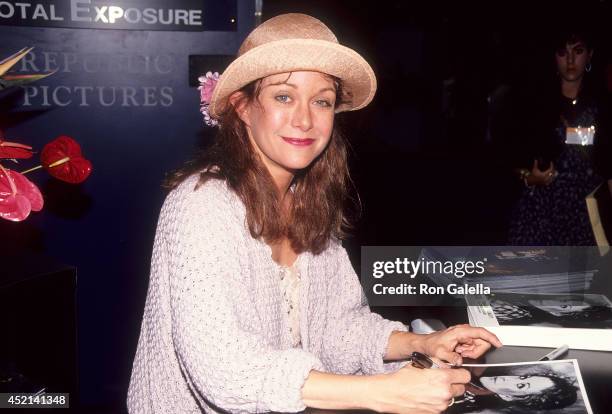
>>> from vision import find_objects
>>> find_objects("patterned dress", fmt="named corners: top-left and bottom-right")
top-left (509, 95), bottom-right (604, 245)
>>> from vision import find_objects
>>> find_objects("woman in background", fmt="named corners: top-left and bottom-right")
top-left (508, 27), bottom-right (612, 245)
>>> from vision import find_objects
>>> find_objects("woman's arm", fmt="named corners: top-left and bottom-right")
top-left (301, 365), bottom-right (471, 413)
top-left (384, 331), bottom-right (426, 360)
top-left (321, 245), bottom-right (501, 373)
top-left (319, 245), bottom-right (408, 375)
top-left (515, 160), bottom-right (557, 187)
top-left (385, 327), bottom-right (502, 365)
top-left (301, 371), bottom-right (374, 410)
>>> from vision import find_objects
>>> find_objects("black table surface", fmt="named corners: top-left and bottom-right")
top-left (307, 344), bottom-right (610, 414)
top-left (477, 345), bottom-right (610, 414)
top-left (307, 306), bottom-right (611, 414)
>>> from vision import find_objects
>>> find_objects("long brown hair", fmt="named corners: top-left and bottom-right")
top-left (165, 76), bottom-right (359, 255)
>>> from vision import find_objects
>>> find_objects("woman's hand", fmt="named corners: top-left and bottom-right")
top-left (369, 365), bottom-right (470, 414)
top-left (525, 159), bottom-right (557, 186)
top-left (418, 325), bottom-right (502, 365)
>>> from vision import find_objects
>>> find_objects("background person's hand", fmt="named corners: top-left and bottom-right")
top-left (419, 325), bottom-right (502, 365)
top-left (370, 364), bottom-right (470, 414)
top-left (525, 159), bottom-right (557, 186)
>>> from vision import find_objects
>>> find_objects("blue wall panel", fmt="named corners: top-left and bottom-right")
top-left (1, 1), bottom-right (255, 406)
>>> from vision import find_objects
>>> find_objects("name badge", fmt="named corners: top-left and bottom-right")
top-left (565, 126), bottom-right (595, 146)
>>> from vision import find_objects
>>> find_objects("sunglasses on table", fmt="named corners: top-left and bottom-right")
top-left (408, 352), bottom-right (443, 369)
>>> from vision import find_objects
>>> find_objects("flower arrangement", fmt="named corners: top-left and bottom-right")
top-left (198, 71), bottom-right (219, 127)
top-left (0, 133), bottom-right (92, 222)
top-left (0, 47), bottom-right (53, 91)
top-left (0, 48), bottom-right (92, 222)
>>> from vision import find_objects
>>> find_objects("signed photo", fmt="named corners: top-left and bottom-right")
top-left (448, 360), bottom-right (592, 414)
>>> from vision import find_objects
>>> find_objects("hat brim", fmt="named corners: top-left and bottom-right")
top-left (208, 38), bottom-right (377, 118)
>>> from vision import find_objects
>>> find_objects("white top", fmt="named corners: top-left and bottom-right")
top-left (127, 176), bottom-right (408, 413)
top-left (278, 262), bottom-right (302, 347)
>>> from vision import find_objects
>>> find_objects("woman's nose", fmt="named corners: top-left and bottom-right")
top-left (292, 102), bottom-right (313, 131)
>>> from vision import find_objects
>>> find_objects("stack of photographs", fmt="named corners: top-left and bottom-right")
top-left (466, 292), bottom-right (612, 351)
top-left (420, 247), bottom-right (596, 294)
top-left (448, 360), bottom-right (592, 414)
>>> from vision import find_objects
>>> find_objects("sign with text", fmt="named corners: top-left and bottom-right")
top-left (0, 0), bottom-right (237, 31)
top-left (0, 0), bottom-right (254, 406)
top-left (12, 48), bottom-right (176, 108)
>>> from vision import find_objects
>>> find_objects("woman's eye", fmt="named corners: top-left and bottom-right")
top-left (315, 99), bottom-right (332, 107)
top-left (275, 95), bottom-right (291, 103)
top-left (516, 382), bottom-right (529, 389)
top-left (575, 48), bottom-right (584, 54)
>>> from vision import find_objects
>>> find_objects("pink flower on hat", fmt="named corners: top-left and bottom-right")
top-left (198, 71), bottom-right (220, 127)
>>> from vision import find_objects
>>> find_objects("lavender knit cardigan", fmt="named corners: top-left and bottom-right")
top-left (127, 175), bottom-right (408, 413)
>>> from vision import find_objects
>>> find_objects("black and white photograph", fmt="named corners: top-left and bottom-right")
top-left (488, 292), bottom-right (612, 329)
top-left (466, 292), bottom-right (612, 350)
top-left (448, 360), bottom-right (592, 414)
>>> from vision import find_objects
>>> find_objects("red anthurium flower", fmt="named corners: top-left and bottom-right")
top-left (0, 139), bottom-right (33, 159)
top-left (0, 164), bottom-right (43, 221)
top-left (41, 135), bottom-right (92, 184)
top-left (0, 131), bottom-right (33, 159)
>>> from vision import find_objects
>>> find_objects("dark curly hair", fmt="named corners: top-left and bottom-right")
top-left (511, 374), bottom-right (578, 410)
top-left (465, 374), bottom-right (578, 411)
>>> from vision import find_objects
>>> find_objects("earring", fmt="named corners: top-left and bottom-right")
top-left (586, 62), bottom-right (592, 72)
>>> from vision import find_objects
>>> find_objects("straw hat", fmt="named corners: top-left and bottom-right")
top-left (208, 13), bottom-right (377, 118)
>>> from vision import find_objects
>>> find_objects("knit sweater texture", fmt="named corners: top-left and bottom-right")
top-left (127, 175), bottom-right (408, 413)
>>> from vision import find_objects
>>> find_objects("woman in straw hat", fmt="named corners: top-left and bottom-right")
top-left (127, 13), bottom-right (501, 414)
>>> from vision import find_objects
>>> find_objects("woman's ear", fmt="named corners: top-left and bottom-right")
top-left (230, 91), bottom-right (251, 126)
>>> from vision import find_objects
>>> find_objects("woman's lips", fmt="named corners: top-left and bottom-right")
top-left (281, 137), bottom-right (315, 146)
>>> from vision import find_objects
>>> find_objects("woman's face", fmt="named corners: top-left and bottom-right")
top-left (555, 41), bottom-right (592, 82)
top-left (481, 375), bottom-right (554, 400)
top-left (528, 298), bottom-right (591, 316)
top-left (237, 71), bottom-right (336, 182)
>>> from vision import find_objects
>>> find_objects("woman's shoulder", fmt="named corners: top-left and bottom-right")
top-left (171, 173), bottom-right (231, 200)
top-left (160, 174), bottom-right (244, 226)
top-left (316, 237), bottom-right (348, 263)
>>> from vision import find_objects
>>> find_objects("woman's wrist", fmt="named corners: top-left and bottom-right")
top-left (362, 373), bottom-right (394, 413)
top-left (302, 370), bottom-right (382, 411)
top-left (385, 331), bottom-right (427, 360)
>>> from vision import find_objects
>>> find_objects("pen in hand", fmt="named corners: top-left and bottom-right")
top-left (410, 352), bottom-right (486, 391)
